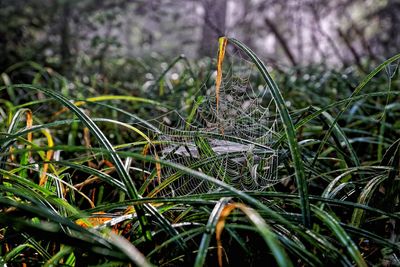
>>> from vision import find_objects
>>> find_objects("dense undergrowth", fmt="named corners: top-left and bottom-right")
top-left (0, 38), bottom-right (399, 266)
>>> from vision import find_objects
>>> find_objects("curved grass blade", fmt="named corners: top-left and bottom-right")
top-left (1, 143), bottom-right (300, 232)
top-left (216, 37), bottom-right (228, 112)
top-left (8, 84), bottom-right (152, 241)
top-left (343, 224), bottom-right (400, 252)
top-left (4, 244), bottom-right (34, 263)
top-left (308, 53), bottom-right (400, 180)
top-left (194, 197), bottom-right (232, 267)
top-left (216, 202), bottom-right (293, 267)
top-left (39, 128), bottom-right (54, 186)
top-left (1, 195), bottom-right (152, 266)
top-left (0, 108), bottom-right (33, 183)
top-left (53, 95), bottom-right (167, 117)
top-left (350, 174), bottom-right (387, 227)
top-left (2, 86), bottom-right (187, 249)
top-left (228, 37), bottom-right (311, 227)
top-left (314, 106), bottom-right (360, 168)
top-left (86, 101), bottom-right (161, 133)
top-left (55, 160), bottom-right (125, 191)
top-left (1, 72), bottom-right (16, 103)
top-left (312, 206), bottom-right (367, 267)
top-left (43, 246), bottom-right (73, 267)
top-left (226, 223), bottom-right (324, 266)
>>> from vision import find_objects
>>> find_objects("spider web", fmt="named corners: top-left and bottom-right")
top-left (153, 46), bottom-right (281, 197)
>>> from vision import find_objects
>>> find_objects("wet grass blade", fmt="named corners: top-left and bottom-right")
top-left (308, 53), bottom-right (400, 180)
top-left (228, 37), bottom-right (311, 227)
top-left (216, 37), bottom-right (228, 112)
top-left (194, 197), bottom-right (232, 267)
top-left (350, 175), bottom-right (387, 227)
top-left (314, 106), bottom-right (360, 168)
top-left (8, 84), bottom-right (152, 241)
top-left (216, 202), bottom-right (293, 267)
top-left (312, 207), bottom-right (367, 267)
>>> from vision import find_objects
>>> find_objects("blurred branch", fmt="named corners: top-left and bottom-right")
top-left (337, 28), bottom-right (367, 72)
top-left (264, 17), bottom-right (297, 66)
top-left (308, 2), bottom-right (345, 64)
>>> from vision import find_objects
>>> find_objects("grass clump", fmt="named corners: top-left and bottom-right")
top-left (0, 38), bottom-right (399, 266)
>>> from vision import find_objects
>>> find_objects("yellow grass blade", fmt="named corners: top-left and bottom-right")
top-left (39, 128), bottom-right (54, 186)
top-left (216, 37), bottom-right (228, 112)
top-left (26, 110), bottom-right (33, 159)
top-left (216, 203), bottom-right (236, 267)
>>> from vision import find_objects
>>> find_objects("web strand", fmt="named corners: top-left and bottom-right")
top-left (153, 48), bottom-right (281, 196)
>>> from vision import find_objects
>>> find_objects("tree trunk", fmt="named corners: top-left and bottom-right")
top-left (198, 0), bottom-right (227, 58)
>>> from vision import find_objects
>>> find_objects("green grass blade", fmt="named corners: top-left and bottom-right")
top-left (219, 203), bottom-right (294, 267)
top-left (228, 37), bottom-right (310, 227)
top-left (194, 197), bottom-right (231, 267)
top-left (43, 246), bottom-right (73, 267)
top-left (314, 106), bottom-right (360, 168)
top-left (4, 244), bottom-right (34, 262)
top-left (8, 84), bottom-right (152, 241)
top-left (350, 175), bottom-right (387, 227)
top-left (308, 53), bottom-right (400, 179)
top-left (312, 207), bottom-right (367, 267)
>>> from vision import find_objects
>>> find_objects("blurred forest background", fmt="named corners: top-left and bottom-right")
top-left (1, 0), bottom-right (399, 78)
